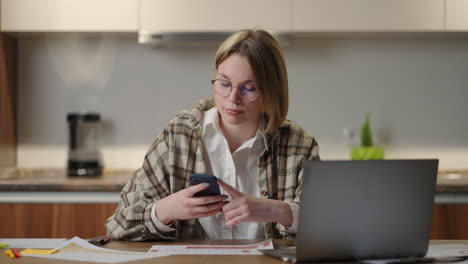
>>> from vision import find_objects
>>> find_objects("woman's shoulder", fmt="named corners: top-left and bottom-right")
top-left (273, 120), bottom-right (320, 158)
top-left (273, 120), bottom-right (318, 147)
top-left (278, 119), bottom-right (315, 139)
top-left (162, 98), bottom-right (215, 135)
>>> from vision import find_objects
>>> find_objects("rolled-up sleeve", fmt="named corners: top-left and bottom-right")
top-left (105, 130), bottom-right (176, 241)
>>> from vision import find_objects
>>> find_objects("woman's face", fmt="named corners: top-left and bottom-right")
top-left (214, 53), bottom-right (263, 130)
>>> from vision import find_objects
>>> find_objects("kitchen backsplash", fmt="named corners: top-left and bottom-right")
top-left (16, 34), bottom-right (468, 170)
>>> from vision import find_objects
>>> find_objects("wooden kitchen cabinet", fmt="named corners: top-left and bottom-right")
top-left (431, 204), bottom-right (468, 239)
top-left (445, 0), bottom-right (468, 31)
top-left (0, 34), bottom-right (16, 167)
top-left (139, 0), bottom-right (291, 33)
top-left (0, 203), bottom-right (118, 238)
top-left (0, 0), bottom-right (138, 32)
top-left (1, 203), bottom-right (467, 239)
top-left (292, 0), bottom-right (444, 32)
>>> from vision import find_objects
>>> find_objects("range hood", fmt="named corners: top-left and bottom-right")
top-left (138, 31), bottom-right (231, 46)
top-left (138, 30), bottom-right (292, 47)
top-left (138, 0), bottom-right (291, 47)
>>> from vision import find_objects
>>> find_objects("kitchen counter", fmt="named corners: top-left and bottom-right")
top-left (436, 170), bottom-right (468, 192)
top-left (0, 168), bottom-right (468, 205)
top-left (0, 168), bottom-right (468, 193)
top-left (0, 168), bottom-right (131, 192)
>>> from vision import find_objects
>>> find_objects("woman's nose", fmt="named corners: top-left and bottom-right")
top-left (227, 85), bottom-right (242, 102)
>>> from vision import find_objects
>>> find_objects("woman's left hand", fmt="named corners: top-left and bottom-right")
top-left (218, 180), bottom-right (293, 227)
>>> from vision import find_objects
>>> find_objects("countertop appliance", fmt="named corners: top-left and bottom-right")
top-left (67, 112), bottom-right (103, 177)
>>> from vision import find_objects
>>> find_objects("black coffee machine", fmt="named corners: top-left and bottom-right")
top-left (67, 112), bottom-right (103, 177)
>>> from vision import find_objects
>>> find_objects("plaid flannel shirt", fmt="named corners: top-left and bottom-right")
top-left (105, 98), bottom-right (320, 241)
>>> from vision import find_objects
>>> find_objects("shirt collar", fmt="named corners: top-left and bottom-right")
top-left (202, 107), bottom-right (267, 151)
top-left (202, 107), bottom-right (221, 136)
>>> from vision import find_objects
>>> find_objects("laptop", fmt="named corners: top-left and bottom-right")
top-left (262, 159), bottom-right (439, 263)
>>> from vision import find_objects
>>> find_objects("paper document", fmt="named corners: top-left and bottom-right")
top-left (148, 239), bottom-right (274, 256)
top-left (361, 244), bottom-right (468, 264)
top-left (0, 238), bottom-right (66, 249)
top-left (22, 236), bottom-right (165, 263)
top-left (427, 244), bottom-right (468, 258)
top-left (20, 249), bottom-right (59, 255)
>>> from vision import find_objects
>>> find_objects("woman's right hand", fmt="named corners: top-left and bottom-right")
top-left (155, 183), bottom-right (226, 225)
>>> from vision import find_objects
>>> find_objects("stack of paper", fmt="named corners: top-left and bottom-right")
top-left (148, 240), bottom-right (274, 256)
top-left (21, 237), bottom-right (161, 263)
top-left (15, 237), bottom-right (274, 263)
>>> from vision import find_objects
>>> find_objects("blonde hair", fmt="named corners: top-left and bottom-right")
top-left (214, 29), bottom-right (288, 134)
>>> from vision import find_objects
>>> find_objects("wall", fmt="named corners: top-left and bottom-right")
top-left (17, 34), bottom-right (468, 170)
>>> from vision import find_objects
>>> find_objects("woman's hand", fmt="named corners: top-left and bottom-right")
top-left (155, 183), bottom-right (226, 225)
top-left (218, 180), bottom-right (293, 227)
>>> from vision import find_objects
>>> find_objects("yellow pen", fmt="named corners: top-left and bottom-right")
top-left (4, 248), bottom-right (15, 259)
top-left (0, 243), bottom-right (9, 249)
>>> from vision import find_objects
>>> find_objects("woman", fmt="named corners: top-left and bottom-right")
top-left (106, 29), bottom-right (320, 241)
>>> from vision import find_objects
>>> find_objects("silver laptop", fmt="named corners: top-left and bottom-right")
top-left (262, 159), bottom-right (438, 263)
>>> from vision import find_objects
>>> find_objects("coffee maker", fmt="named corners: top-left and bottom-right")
top-left (67, 112), bottom-right (103, 177)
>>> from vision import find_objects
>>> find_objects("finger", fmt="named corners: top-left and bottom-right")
top-left (224, 207), bottom-right (244, 222)
top-left (217, 180), bottom-right (240, 198)
top-left (222, 200), bottom-right (237, 212)
top-left (193, 207), bottom-right (224, 219)
top-left (225, 214), bottom-right (249, 226)
top-left (191, 201), bottom-right (225, 214)
top-left (185, 182), bottom-right (210, 197)
top-left (191, 195), bottom-right (225, 205)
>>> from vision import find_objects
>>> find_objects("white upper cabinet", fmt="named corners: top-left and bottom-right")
top-left (293, 0), bottom-right (444, 32)
top-left (2, 0), bottom-right (463, 33)
top-left (1, 0), bottom-right (138, 32)
top-left (139, 0), bottom-right (291, 33)
top-left (446, 0), bottom-right (468, 31)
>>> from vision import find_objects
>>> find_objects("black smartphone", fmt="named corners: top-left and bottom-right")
top-left (189, 174), bottom-right (221, 197)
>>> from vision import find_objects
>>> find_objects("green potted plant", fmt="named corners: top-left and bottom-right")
top-left (351, 113), bottom-right (384, 160)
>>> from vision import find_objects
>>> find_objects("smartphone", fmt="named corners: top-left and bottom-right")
top-left (189, 174), bottom-right (221, 197)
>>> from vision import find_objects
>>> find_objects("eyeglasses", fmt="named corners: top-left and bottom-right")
top-left (211, 79), bottom-right (258, 101)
